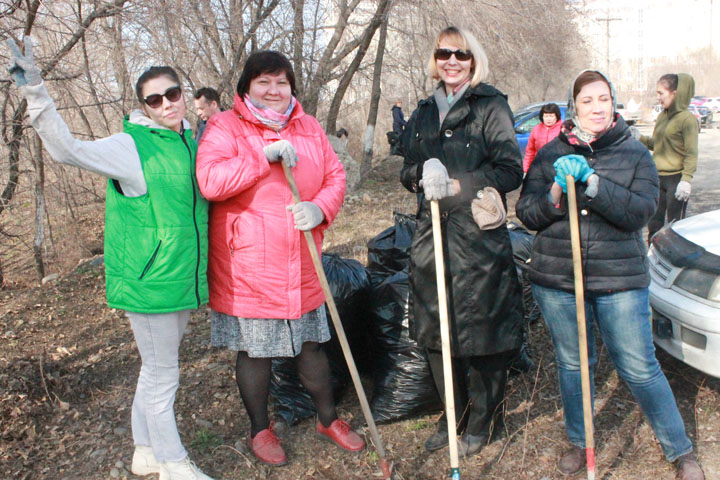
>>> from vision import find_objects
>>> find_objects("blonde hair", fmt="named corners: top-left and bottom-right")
top-left (427, 26), bottom-right (489, 87)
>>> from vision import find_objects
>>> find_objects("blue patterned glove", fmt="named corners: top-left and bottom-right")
top-left (553, 155), bottom-right (595, 192)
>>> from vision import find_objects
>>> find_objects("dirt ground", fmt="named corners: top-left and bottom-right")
top-left (1, 152), bottom-right (720, 480)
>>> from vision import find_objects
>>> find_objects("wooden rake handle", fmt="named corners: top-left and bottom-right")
top-left (566, 177), bottom-right (595, 480)
top-left (281, 162), bottom-right (392, 479)
top-left (430, 200), bottom-right (461, 479)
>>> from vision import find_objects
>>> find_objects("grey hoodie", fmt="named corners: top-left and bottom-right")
top-left (24, 81), bottom-right (192, 196)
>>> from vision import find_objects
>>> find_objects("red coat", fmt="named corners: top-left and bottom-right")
top-left (523, 121), bottom-right (561, 173)
top-left (196, 95), bottom-right (346, 319)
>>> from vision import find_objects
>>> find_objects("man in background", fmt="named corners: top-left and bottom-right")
top-left (193, 87), bottom-right (221, 142)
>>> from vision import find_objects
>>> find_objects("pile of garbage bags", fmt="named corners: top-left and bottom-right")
top-left (270, 213), bottom-right (539, 426)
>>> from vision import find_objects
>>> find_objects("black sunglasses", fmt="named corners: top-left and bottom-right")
top-left (434, 48), bottom-right (473, 62)
top-left (144, 85), bottom-right (183, 109)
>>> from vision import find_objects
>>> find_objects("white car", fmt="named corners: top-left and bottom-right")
top-left (648, 209), bottom-right (720, 378)
top-left (616, 100), bottom-right (641, 125)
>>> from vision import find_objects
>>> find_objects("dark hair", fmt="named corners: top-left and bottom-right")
top-left (236, 51), bottom-right (297, 97)
top-left (336, 128), bottom-right (348, 138)
top-left (658, 73), bottom-right (679, 92)
top-left (573, 70), bottom-right (611, 101)
top-left (193, 87), bottom-right (220, 104)
top-left (538, 103), bottom-right (561, 122)
top-left (135, 66), bottom-right (181, 104)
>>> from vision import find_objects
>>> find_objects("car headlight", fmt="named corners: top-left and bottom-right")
top-left (674, 268), bottom-right (720, 302)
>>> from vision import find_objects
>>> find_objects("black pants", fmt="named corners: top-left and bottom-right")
top-left (426, 349), bottom-right (510, 437)
top-left (648, 173), bottom-right (688, 242)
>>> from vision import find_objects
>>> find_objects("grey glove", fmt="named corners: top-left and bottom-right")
top-left (675, 180), bottom-right (691, 201)
top-left (419, 158), bottom-right (456, 201)
top-left (287, 201), bottom-right (324, 231)
top-left (629, 126), bottom-right (641, 141)
top-left (263, 139), bottom-right (298, 168)
top-left (6, 36), bottom-right (41, 87)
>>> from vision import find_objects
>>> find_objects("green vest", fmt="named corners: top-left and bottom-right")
top-left (104, 117), bottom-right (209, 313)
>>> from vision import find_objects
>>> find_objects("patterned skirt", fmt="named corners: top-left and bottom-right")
top-left (210, 306), bottom-right (330, 358)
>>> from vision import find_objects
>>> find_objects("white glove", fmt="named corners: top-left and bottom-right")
top-left (287, 201), bottom-right (324, 231)
top-left (419, 158), bottom-right (456, 201)
top-left (629, 126), bottom-right (641, 141)
top-left (675, 180), bottom-right (691, 201)
top-left (6, 36), bottom-right (42, 87)
top-left (263, 139), bottom-right (298, 167)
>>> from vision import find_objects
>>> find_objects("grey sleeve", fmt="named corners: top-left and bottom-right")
top-left (23, 82), bottom-right (146, 196)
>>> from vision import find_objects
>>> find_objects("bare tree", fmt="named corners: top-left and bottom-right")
top-left (360, 1), bottom-right (391, 177)
top-left (325, 0), bottom-right (393, 133)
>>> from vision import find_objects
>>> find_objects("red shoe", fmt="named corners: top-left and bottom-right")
top-left (317, 419), bottom-right (366, 452)
top-left (248, 424), bottom-right (287, 466)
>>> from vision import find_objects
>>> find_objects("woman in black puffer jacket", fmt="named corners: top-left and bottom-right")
top-left (516, 70), bottom-right (703, 480)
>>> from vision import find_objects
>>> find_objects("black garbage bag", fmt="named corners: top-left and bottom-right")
top-left (508, 223), bottom-right (541, 325)
top-left (366, 212), bottom-right (416, 286)
top-left (321, 253), bottom-right (375, 375)
top-left (369, 269), bottom-right (442, 424)
top-left (270, 253), bottom-right (372, 426)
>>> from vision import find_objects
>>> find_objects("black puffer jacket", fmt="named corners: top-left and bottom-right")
top-left (400, 83), bottom-right (524, 357)
top-left (515, 115), bottom-right (659, 293)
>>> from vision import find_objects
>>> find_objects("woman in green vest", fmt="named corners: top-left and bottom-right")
top-left (7, 37), bottom-right (212, 480)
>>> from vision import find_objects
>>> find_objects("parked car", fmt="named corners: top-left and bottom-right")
top-left (691, 96), bottom-right (707, 106)
top-left (688, 105), bottom-right (712, 129)
top-left (702, 97), bottom-right (720, 113)
top-left (616, 102), bottom-right (641, 125)
top-left (513, 102), bottom-right (567, 155)
top-left (648, 209), bottom-right (720, 378)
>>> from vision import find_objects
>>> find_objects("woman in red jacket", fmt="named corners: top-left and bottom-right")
top-left (196, 51), bottom-right (364, 466)
top-left (523, 103), bottom-right (562, 173)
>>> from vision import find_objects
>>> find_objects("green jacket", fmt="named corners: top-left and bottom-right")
top-left (641, 73), bottom-right (698, 181)
top-left (104, 117), bottom-right (209, 313)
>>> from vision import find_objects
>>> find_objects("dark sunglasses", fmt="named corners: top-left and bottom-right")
top-left (144, 85), bottom-right (183, 109)
top-left (434, 48), bottom-right (473, 62)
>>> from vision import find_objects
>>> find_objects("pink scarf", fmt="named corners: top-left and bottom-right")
top-left (243, 94), bottom-right (296, 130)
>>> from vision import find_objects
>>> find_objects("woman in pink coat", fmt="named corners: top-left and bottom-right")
top-left (196, 51), bottom-right (364, 466)
top-left (522, 102), bottom-right (562, 173)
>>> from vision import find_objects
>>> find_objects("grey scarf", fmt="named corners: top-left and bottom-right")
top-left (433, 82), bottom-right (470, 127)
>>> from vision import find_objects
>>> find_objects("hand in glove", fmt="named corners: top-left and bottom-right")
top-left (263, 139), bottom-right (298, 168)
top-left (419, 158), bottom-right (457, 200)
top-left (6, 36), bottom-right (42, 87)
top-left (553, 154), bottom-right (595, 192)
top-left (675, 180), bottom-right (691, 202)
top-left (629, 126), bottom-right (642, 141)
top-left (287, 201), bottom-right (324, 231)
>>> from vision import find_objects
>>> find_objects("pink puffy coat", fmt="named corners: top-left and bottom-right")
top-left (523, 120), bottom-right (561, 173)
top-left (196, 95), bottom-right (346, 319)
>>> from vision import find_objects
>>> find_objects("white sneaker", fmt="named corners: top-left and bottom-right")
top-left (159, 457), bottom-right (214, 480)
top-left (131, 445), bottom-right (161, 476)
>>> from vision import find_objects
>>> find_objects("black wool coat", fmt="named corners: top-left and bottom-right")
top-left (400, 83), bottom-right (524, 357)
top-left (515, 115), bottom-right (659, 293)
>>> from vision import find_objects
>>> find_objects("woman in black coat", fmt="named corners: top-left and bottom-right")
top-left (400, 26), bottom-right (524, 457)
top-left (516, 70), bottom-right (703, 480)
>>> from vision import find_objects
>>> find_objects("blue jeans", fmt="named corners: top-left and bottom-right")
top-left (129, 310), bottom-right (190, 463)
top-left (531, 284), bottom-right (692, 462)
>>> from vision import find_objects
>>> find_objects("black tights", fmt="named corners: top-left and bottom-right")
top-left (236, 341), bottom-right (337, 437)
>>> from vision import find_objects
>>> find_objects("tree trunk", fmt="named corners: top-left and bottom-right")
top-left (324, 0), bottom-right (393, 134)
top-left (31, 133), bottom-right (46, 282)
top-left (292, 0), bottom-right (306, 97)
top-left (360, 2), bottom-right (392, 178)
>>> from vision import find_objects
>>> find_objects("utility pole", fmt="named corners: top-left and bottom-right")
top-left (596, 7), bottom-right (621, 75)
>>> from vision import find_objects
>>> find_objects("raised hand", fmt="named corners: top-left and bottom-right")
top-left (6, 36), bottom-right (41, 87)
